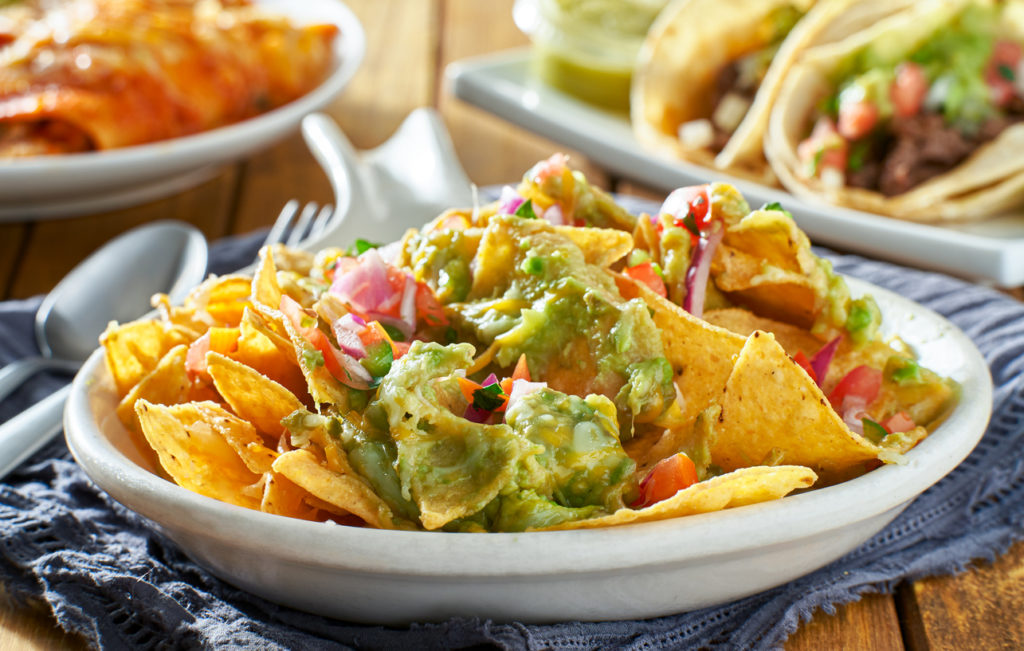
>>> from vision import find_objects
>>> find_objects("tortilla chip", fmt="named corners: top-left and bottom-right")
top-left (135, 400), bottom-right (261, 509)
top-left (713, 331), bottom-right (880, 478)
top-left (252, 246), bottom-right (283, 311)
top-left (542, 465), bottom-right (816, 530)
top-left (115, 344), bottom-right (191, 432)
top-left (206, 351), bottom-right (304, 438)
top-left (101, 320), bottom-right (192, 396)
top-left (271, 449), bottom-right (392, 529)
top-left (233, 308), bottom-right (309, 399)
top-left (704, 307), bottom-right (823, 357)
top-left (554, 225), bottom-right (633, 267)
top-left (183, 274), bottom-right (253, 327)
top-left (274, 307), bottom-right (353, 408)
top-left (615, 274), bottom-right (746, 426)
top-left (260, 472), bottom-right (319, 520)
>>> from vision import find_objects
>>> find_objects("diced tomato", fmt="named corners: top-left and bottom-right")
top-left (393, 340), bottom-right (411, 358)
top-left (882, 411), bottom-right (916, 434)
top-left (457, 377), bottom-right (483, 404)
top-left (828, 365), bottom-right (882, 411)
top-left (891, 62), bottom-right (929, 117)
top-left (624, 261), bottom-right (667, 297)
top-left (185, 328), bottom-right (240, 379)
top-left (660, 185), bottom-right (712, 245)
top-left (185, 331), bottom-right (212, 377)
top-left (793, 350), bottom-right (817, 384)
top-left (415, 282), bottom-right (448, 327)
top-left (499, 353), bottom-right (532, 396)
top-left (986, 40), bottom-right (1022, 107)
top-left (837, 99), bottom-right (879, 140)
top-left (530, 152), bottom-right (570, 185)
top-left (362, 320), bottom-right (402, 360)
top-left (797, 117), bottom-right (848, 176)
top-left (632, 453), bottom-right (699, 509)
top-left (512, 353), bottom-right (531, 382)
top-left (279, 295), bottom-right (346, 379)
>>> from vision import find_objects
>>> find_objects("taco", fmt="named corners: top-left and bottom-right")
top-left (766, 0), bottom-right (1024, 221)
top-left (630, 0), bottom-right (911, 183)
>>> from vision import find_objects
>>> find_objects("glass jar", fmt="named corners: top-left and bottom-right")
top-left (514, 0), bottom-right (669, 112)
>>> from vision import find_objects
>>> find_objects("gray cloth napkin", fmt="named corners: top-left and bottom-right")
top-left (2, 224), bottom-right (1023, 650)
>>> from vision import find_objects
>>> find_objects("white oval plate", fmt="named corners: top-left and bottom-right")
top-left (63, 275), bottom-right (992, 625)
top-left (0, 0), bottom-right (365, 221)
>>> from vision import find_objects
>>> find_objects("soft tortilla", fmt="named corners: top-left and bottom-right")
top-left (765, 0), bottom-right (1024, 222)
top-left (631, 0), bottom-right (909, 181)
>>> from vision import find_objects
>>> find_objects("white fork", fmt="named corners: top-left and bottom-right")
top-left (263, 200), bottom-right (336, 249)
top-left (298, 109), bottom-right (476, 251)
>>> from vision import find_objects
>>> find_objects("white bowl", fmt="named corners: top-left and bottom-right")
top-left (64, 277), bottom-right (991, 624)
top-left (0, 0), bottom-right (365, 221)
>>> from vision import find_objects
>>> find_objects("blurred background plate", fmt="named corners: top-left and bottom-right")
top-left (447, 50), bottom-right (1024, 288)
top-left (0, 0), bottom-right (365, 221)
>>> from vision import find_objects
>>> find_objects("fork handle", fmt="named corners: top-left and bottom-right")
top-left (0, 383), bottom-right (70, 480)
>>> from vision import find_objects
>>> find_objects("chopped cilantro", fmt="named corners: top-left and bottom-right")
top-left (514, 199), bottom-right (538, 220)
top-left (760, 201), bottom-right (794, 219)
top-left (999, 63), bottom-right (1015, 81)
top-left (472, 383), bottom-right (506, 411)
top-left (346, 238), bottom-right (380, 256)
top-left (848, 141), bottom-right (870, 173)
top-left (680, 211), bottom-right (701, 237)
top-left (810, 148), bottom-right (824, 176)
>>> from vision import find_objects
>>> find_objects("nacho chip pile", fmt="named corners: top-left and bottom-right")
top-left (101, 155), bottom-right (957, 532)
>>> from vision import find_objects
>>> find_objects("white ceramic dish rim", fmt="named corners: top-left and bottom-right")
top-left (64, 276), bottom-right (993, 580)
top-left (0, 0), bottom-right (366, 214)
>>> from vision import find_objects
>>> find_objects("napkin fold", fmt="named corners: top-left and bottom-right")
top-left (2, 227), bottom-right (1023, 650)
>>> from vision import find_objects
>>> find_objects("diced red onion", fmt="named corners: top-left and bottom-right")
top-left (497, 185), bottom-right (524, 215)
top-left (810, 336), bottom-right (842, 387)
top-left (399, 275), bottom-right (417, 332)
top-left (542, 203), bottom-right (565, 225)
top-left (464, 404), bottom-right (493, 424)
top-left (841, 397), bottom-right (868, 434)
top-left (505, 379), bottom-right (547, 414)
top-left (332, 314), bottom-right (367, 359)
top-left (659, 186), bottom-right (695, 220)
top-left (377, 241), bottom-right (401, 264)
top-left (331, 347), bottom-right (373, 390)
top-left (682, 222), bottom-right (724, 318)
top-left (482, 372), bottom-right (498, 387)
top-left (330, 248), bottom-right (393, 313)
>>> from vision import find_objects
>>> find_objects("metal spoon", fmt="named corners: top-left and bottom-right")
top-left (0, 221), bottom-right (208, 479)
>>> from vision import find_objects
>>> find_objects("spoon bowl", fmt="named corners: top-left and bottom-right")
top-left (0, 221), bottom-right (208, 478)
top-left (35, 222), bottom-right (208, 361)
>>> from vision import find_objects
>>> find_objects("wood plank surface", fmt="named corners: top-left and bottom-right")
top-left (0, 1), bottom-right (1020, 649)
top-left (902, 538), bottom-right (1024, 650)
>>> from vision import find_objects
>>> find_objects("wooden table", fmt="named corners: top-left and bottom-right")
top-left (1, 1), bottom-right (1022, 648)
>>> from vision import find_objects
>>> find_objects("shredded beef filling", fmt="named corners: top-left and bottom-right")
top-left (848, 106), bottom-right (1024, 196)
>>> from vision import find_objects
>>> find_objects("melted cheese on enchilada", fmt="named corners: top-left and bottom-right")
top-left (0, 0), bottom-right (338, 157)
